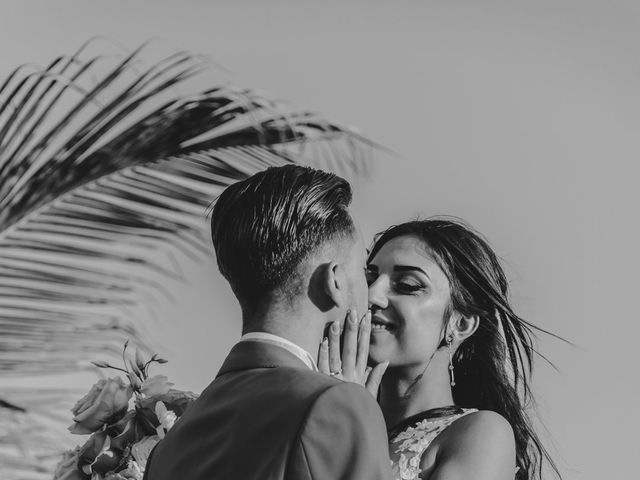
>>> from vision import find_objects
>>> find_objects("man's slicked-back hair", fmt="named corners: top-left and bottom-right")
top-left (211, 164), bottom-right (355, 313)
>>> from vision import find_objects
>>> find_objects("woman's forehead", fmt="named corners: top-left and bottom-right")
top-left (373, 235), bottom-right (440, 267)
top-left (372, 235), bottom-right (451, 288)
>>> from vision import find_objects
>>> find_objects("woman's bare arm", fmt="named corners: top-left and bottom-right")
top-left (426, 410), bottom-right (516, 480)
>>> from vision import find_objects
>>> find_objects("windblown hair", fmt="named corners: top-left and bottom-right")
top-left (368, 217), bottom-right (561, 480)
top-left (211, 164), bottom-right (355, 315)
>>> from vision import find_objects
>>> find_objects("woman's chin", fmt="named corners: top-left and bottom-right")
top-left (368, 343), bottom-right (393, 365)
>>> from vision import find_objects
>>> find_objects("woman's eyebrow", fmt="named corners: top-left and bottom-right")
top-left (394, 265), bottom-right (430, 279)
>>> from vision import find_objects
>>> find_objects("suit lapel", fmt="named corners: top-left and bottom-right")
top-left (216, 340), bottom-right (310, 377)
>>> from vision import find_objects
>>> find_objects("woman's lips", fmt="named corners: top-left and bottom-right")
top-left (371, 315), bottom-right (397, 332)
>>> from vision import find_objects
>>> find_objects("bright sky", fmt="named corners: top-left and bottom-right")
top-left (2, 1), bottom-right (639, 479)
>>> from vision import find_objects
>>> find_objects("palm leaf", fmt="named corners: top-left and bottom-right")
top-left (0, 40), bottom-right (372, 476)
top-left (0, 387), bottom-right (80, 479)
top-left (0, 39), bottom-right (369, 375)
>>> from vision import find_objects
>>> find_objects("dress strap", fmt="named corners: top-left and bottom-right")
top-left (387, 405), bottom-right (464, 440)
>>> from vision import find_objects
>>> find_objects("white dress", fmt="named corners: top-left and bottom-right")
top-left (388, 408), bottom-right (478, 480)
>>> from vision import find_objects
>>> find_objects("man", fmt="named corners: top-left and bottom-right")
top-left (144, 165), bottom-right (391, 479)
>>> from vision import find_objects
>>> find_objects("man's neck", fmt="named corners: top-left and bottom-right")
top-left (242, 306), bottom-right (332, 362)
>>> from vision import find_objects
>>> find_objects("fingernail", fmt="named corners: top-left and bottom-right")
top-left (349, 309), bottom-right (358, 325)
top-left (360, 311), bottom-right (371, 329)
top-left (322, 338), bottom-right (328, 349)
top-left (331, 321), bottom-right (340, 333)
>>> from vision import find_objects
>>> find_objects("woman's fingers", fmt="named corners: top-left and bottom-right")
top-left (317, 338), bottom-right (329, 374)
top-left (328, 320), bottom-right (342, 374)
top-left (365, 361), bottom-right (389, 398)
top-left (355, 311), bottom-right (371, 376)
top-left (322, 309), bottom-right (381, 389)
top-left (341, 310), bottom-right (359, 376)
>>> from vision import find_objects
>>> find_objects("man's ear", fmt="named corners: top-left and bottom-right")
top-left (324, 261), bottom-right (346, 308)
top-left (448, 314), bottom-right (479, 344)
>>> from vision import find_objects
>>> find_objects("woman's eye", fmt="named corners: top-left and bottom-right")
top-left (394, 281), bottom-right (423, 293)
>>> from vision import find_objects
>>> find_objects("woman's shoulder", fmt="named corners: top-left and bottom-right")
top-left (450, 409), bottom-right (513, 433)
top-left (439, 409), bottom-right (514, 452)
top-left (422, 410), bottom-right (515, 478)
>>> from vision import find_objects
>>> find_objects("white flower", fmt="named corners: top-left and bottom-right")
top-left (53, 447), bottom-right (82, 480)
top-left (69, 377), bottom-right (132, 434)
top-left (103, 459), bottom-right (144, 480)
top-left (154, 401), bottom-right (177, 438)
top-left (120, 459), bottom-right (144, 480)
top-left (141, 375), bottom-right (173, 397)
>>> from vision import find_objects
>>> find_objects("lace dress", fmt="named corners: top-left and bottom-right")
top-left (388, 407), bottom-right (478, 480)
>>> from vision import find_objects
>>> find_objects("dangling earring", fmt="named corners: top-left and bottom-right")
top-left (447, 335), bottom-right (456, 387)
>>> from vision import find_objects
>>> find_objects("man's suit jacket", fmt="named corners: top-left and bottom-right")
top-left (143, 340), bottom-right (392, 480)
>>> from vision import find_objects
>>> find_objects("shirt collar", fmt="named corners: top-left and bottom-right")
top-left (240, 332), bottom-right (318, 371)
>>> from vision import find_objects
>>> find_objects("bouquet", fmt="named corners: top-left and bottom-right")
top-left (53, 342), bottom-right (197, 480)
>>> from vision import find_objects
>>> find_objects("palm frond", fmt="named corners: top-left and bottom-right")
top-left (0, 40), bottom-right (370, 385)
top-left (0, 387), bottom-right (80, 479)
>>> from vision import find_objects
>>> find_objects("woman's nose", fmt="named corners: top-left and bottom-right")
top-left (367, 277), bottom-right (389, 312)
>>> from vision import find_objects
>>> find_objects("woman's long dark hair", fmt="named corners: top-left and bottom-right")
top-left (368, 217), bottom-right (561, 480)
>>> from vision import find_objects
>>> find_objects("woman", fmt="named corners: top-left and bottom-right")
top-left (320, 217), bottom-right (560, 480)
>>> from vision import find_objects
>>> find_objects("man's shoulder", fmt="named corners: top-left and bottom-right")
top-left (275, 367), bottom-right (343, 393)
top-left (303, 379), bottom-right (381, 419)
top-left (215, 361), bottom-right (339, 386)
top-left (193, 365), bottom-right (344, 415)
top-left (146, 369), bottom-right (388, 480)
top-left (202, 366), bottom-right (377, 424)
top-left (290, 380), bottom-right (392, 480)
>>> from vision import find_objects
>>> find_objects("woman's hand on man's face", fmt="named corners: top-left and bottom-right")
top-left (317, 309), bottom-right (389, 398)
